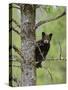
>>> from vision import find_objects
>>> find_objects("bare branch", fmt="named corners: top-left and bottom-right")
top-left (9, 45), bottom-right (24, 72)
top-left (9, 55), bottom-right (22, 63)
top-left (12, 27), bottom-right (20, 35)
top-left (9, 27), bottom-right (24, 38)
top-left (9, 27), bottom-right (20, 35)
top-left (33, 40), bottom-right (45, 60)
top-left (35, 10), bottom-right (66, 29)
top-left (13, 45), bottom-right (24, 59)
top-left (47, 69), bottom-right (53, 82)
top-left (9, 19), bottom-right (20, 28)
top-left (12, 45), bottom-right (25, 72)
top-left (36, 43), bottom-right (45, 60)
top-left (58, 41), bottom-right (62, 60)
top-left (13, 45), bottom-right (21, 56)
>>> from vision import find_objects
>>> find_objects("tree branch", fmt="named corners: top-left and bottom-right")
top-left (9, 27), bottom-right (24, 38)
top-left (9, 27), bottom-right (20, 35)
top-left (13, 45), bottom-right (24, 59)
top-left (35, 10), bottom-right (66, 29)
top-left (9, 55), bottom-right (22, 63)
top-left (36, 43), bottom-right (45, 60)
top-left (9, 19), bottom-right (20, 28)
top-left (47, 69), bottom-right (53, 82)
top-left (12, 45), bottom-right (25, 72)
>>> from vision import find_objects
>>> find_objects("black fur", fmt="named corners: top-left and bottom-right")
top-left (35, 32), bottom-right (52, 68)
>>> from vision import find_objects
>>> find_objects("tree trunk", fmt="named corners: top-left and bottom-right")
top-left (21, 4), bottom-right (36, 86)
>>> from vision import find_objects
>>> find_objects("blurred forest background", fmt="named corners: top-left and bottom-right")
top-left (9, 4), bottom-right (66, 86)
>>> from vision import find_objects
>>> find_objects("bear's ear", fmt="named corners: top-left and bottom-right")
top-left (42, 32), bottom-right (45, 38)
top-left (49, 33), bottom-right (52, 40)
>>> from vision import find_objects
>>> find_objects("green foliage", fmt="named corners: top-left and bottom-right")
top-left (37, 60), bottom-right (66, 85)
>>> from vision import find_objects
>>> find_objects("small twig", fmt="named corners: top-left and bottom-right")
top-left (13, 45), bottom-right (24, 61)
top-left (58, 41), bottom-right (62, 60)
top-left (34, 41), bottom-right (45, 60)
top-left (9, 55), bottom-right (21, 63)
top-left (9, 27), bottom-right (20, 35)
top-left (47, 69), bottom-right (53, 82)
top-left (36, 43), bottom-right (45, 60)
top-left (43, 66), bottom-right (54, 82)
top-left (9, 45), bottom-right (22, 58)
top-left (9, 27), bottom-right (24, 38)
top-left (9, 19), bottom-right (20, 28)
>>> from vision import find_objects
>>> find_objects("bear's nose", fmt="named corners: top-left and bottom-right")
top-left (44, 40), bottom-right (49, 43)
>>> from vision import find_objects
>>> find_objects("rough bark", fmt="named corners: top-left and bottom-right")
top-left (21, 4), bottom-right (36, 86)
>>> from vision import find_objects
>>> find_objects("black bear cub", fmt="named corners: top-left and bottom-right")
top-left (35, 32), bottom-right (52, 68)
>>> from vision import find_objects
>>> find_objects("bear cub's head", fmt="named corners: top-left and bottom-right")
top-left (42, 32), bottom-right (52, 44)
